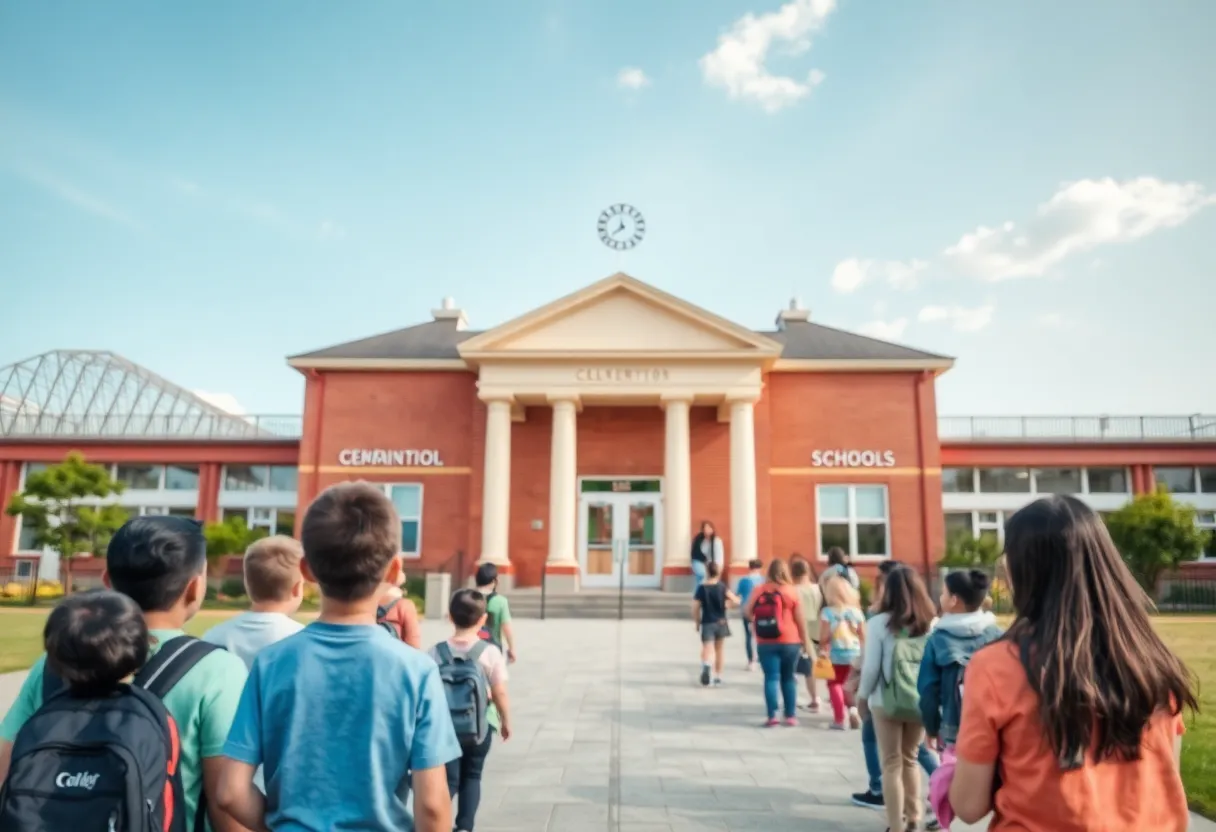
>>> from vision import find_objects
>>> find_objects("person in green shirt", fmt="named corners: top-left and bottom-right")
top-left (475, 563), bottom-right (516, 663)
top-left (0, 516), bottom-right (251, 832)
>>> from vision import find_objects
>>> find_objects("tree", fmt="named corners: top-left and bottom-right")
top-left (203, 515), bottom-right (267, 564)
top-left (939, 532), bottom-right (1003, 568)
top-left (1105, 487), bottom-right (1209, 593)
top-left (6, 452), bottom-right (128, 599)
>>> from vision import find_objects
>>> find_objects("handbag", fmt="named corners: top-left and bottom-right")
top-left (812, 655), bottom-right (836, 681)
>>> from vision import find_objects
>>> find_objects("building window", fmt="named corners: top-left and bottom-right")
top-left (115, 464), bottom-right (163, 490)
top-left (1200, 468), bottom-right (1216, 494)
top-left (1086, 467), bottom-right (1128, 494)
top-left (977, 468), bottom-right (1031, 493)
top-left (223, 465), bottom-right (298, 492)
top-left (817, 485), bottom-right (889, 559)
top-left (17, 522), bottom-right (39, 552)
top-left (140, 507), bottom-right (168, 516)
top-left (165, 465), bottom-right (200, 490)
top-left (268, 466), bottom-right (298, 492)
top-left (386, 484), bottom-right (423, 558)
top-left (1033, 468), bottom-right (1082, 494)
top-left (1155, 467), bottom-right (1196, 494)
top-left (15, 560), bottom-right (33, 579)
top-left (168, 507), bottom-right (196, 518)
top-left (944, 511), bottom-right (973, 540)
top-left (22, 462), bottom-right (49, 483)
top-left (943, 510), bottom-right (1007, 545)
top-left (941, 468), bottom-right (975, 493)
top-left (1197, 511), bottom-right (1216, 560)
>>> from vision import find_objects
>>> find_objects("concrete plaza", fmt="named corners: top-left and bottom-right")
top-left (2, 618), bottom-right (1213, 831)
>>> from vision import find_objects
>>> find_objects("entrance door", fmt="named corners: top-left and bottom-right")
top-left (578, 488), bottom-right (663, 589)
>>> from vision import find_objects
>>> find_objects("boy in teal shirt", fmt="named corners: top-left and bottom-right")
top-left (0, 516), bottom-right (250, 832)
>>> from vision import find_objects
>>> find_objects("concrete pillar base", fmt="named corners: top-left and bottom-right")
top-left (424, 572), bottom-right (452, 620)
top-left (542, 568), bottom-right (580, 593)
top-left (662, 574), bottom-right (694, 594)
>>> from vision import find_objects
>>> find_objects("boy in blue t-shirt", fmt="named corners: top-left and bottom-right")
top-left (216, 482), bottom-right (461, 832)
top-left (735, 559), bottom-right (764, 670)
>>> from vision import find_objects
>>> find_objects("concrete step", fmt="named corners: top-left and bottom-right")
top-left (505, 590), bottom-right (695, 620)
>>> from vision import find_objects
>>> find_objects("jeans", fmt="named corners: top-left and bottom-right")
top-left (861, 713), bottom-right (939, 795)
top-left (757, 643), bottom-right (800, 719)
top-left (446, 730), bottom-right (493, 831)
top-left (691, 560), bottom-right (706, 594)
top-left (742, 619), bottom-right (755, 663)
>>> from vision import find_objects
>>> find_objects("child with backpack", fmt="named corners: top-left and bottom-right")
top-left (377, 555), bottom-right (423, 648)
top-left (949, 496), bottom-right (1195, 830)
top-left (0, 516), bottom-right (249, 832)
top-left (203, 535), bottom-right (306, 668)
top-left (742, 559), bottom-right (807, 727)
top-left (858, 566), bottom-right (938, 832)
top-left (734, 559), bottom-right (763, 670)
top-left (428, 589), bottom-right (512, 832)
top-left (693, 561), bottom-right (740, 687)
top-left (474, 563), bottom-right (515, 662)
top-left (917, 569), bottom-right (1002, 752)
top-left (216, 482), bottom-right (460, 832)
top-left (818, 573), bottom-right (865, 730)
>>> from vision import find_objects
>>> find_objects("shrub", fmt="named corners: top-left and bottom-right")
top-left (220, 578), bottom-right (247, 599)
top-left (940, 533), bottom-right (1002, 568)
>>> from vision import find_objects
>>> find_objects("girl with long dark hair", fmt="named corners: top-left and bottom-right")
top-left (689, 520), bottom-right (725, 593)
top-left (950, 495), bottom-right (1197, 830)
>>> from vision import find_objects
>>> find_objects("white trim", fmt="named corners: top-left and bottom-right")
top-left (771, 358), bottom-right (953, 373)
top-left (1196, 510), bottom-right (1216, 561)
top-left (287, 357), bottom-right (470, 371)
top-left (382, 483), bottom-right (424, 559)
top-left (815, 484), bottom-right (891, 561)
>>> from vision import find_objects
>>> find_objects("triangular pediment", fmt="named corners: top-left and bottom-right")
top-left (458, 274), bottom-right (782, 359)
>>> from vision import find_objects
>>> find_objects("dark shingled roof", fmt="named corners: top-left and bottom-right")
top-left (290, 319), bottom-right (950, 363)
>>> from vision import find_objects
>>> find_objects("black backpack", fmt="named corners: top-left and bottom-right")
top-left (0, 636), bottom-right (219, 832)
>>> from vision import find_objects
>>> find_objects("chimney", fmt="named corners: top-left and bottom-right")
top-left (431, 296), bottom-right (469, 330)
top-left (775, 297), bottom-right (810, 330)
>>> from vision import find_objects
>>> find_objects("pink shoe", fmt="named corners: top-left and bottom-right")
top-left (784, 717), bottom-right (799, 727)
top-left (764, 718), bottom-right (781, 727)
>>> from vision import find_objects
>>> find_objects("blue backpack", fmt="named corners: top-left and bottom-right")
top-left (434, 642), bottom-right (491, 747)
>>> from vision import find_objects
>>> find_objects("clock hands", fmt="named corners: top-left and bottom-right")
top-left (614, 220), bottom-right (626, 235)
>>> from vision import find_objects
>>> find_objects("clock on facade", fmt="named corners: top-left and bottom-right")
top-left (597, 204), bottom-right (645, 251)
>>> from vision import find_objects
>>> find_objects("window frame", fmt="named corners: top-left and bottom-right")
top-left (815, 484), bottom-right (891, 561)
top-left (1030, 467), bottom-right (1082, 495)
top-left (1154, 466), bottom-right (1198, 494)
top-left (221, 464), bottom-right (299, 493)
top-left (1197, 511), bottom-right (1216, 561)
top-left (383, 483), bottom-right (424, 559)
top-left (1084, 466), bottom-right (1130, 495)
top-left (15, 560), bottom-right (34, 580)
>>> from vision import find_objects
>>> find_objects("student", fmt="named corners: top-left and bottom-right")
top-left (819, 546), bottom-right (860, 590)
top-left (950, 496), bottom-right (1196, 830)
top-left (689, 520), bottom-right (724, 593)
top-left (378, 555), bottom-right (423, 648)
top-left (0, 516), bottom-right (250, 832)
top-left (42, 589), bottom-right (149, 693)
top-left (818, 573), bottom-right (864, 729)
top-left (789, 556), bottom-right (823, 712)
top-left (743, 559), bottom-right (806, 727)
top-left (735, 558), bottom-right (764, 670)
top-left (918, 569), bottom-right (1002, 750)
top-left (216, 481), bottom-right (461, 832)
top-left (203, 535), bottom-right (306, 668)
top-left (428, 588), bottom-right (512, 832)
top-left (693, 561), bottom-right (739, 687)
top-left (475, 563), bottom-right (516, 662)
top-left (859, 566), bottom-right (938, 832)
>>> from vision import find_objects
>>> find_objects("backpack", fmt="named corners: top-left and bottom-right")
top-left (879, 629), bottom-right (929, 722)
top-left (0, 636), bottom-right (219, 832)
top-left (476, 592), bottom-right (502, 650)
top-left (751, 588), bottom-right (785, 640)
top-left (434, 642), bottom-right (491, 747)
top-left (377, 597), bottom-right (403, 640)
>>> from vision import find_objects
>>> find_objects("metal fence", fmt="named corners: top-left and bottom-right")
top-left (939, 415), bottom-right (1216, 442)
top-left (1156, 578), bottom-right (1216, 613)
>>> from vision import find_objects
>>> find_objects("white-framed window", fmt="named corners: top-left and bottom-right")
top-left (16, 520), bottom-right (40, 553)
top-left (816, 484), bottom-right (889, 559)
top-left (23, 462), bottom-right (200, 491)
top-left (385, 483), bottom-right (423, 558)
top-left (944, 510), bottom-right (1008, 545)
top-left (1197, 511), bottom-right (1216, 560)
top-left (15, 560), bottom-right (33, 579)
top-left (944, 466), bottom-right (1129, 495)
top-left (1085, 467), bottom-right (1129, 494)
top-left (222, 507), bottom-right (296, 537)
top-left (222, 465), bottom-right (298, 492)
top-left (1155, 467), bottom-right (1216, 495)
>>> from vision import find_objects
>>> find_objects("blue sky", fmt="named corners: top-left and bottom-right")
top-left (1, 0), bottom-right (1213, 417)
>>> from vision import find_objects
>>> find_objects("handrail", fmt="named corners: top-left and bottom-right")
top-left (939, 415), bottom-right (1216, 442)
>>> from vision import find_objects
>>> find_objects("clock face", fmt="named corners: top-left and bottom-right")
top-left (597, 203), bottom-right (646, 251)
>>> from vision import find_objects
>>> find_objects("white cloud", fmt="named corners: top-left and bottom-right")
top-left (918, 304), bottom-right (994, 332)
top-left (858, 318), bottom-right (908, 341)
top-left (943, 177), bottom-right (1216, 281)
top-left (617, 67), bottom-right (650, 90)
top-left (193, 391), bottom-right (247, 416)
top-left (16, 166), bottom-right (141, 229)
top-left (318, 219), bottom-right (347, 241)
top-left (831, 258), bottom-right (927, 293)
top-left (699, 0), bottom-right (836, 113)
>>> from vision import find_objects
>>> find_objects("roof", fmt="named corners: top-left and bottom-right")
top-left (291, 317), bottom-right (949, 364)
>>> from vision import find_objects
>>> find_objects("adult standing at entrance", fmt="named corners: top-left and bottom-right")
top-left (689, 520), bottom-right (724, 593)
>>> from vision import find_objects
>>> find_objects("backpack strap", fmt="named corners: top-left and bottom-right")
top-left (377, 597), bottom-right (400, 620)
top-left (466, 641), bottom-right (489, 664)
top-left (41, 664), bottom-right (66, 702)
top-left (434, 642), bottom-right (455, 667)
top-left (133, 636), bottom-right (220, 700)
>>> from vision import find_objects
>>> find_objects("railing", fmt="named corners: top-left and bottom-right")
top-left (1157, 577), bottom-right (1216, 613)
top-left (939, 415), bottom-right (1216, 442)
top-left (0, 413), bottom-right (303, 439)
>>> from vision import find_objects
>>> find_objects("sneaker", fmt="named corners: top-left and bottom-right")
top-left (784, 717), bottom-right (799, 727)
top-left (809, 700), bottom-right (821, 713)
top-left (828, 722), bottom-right (847, 731)
top-left (764, 718), bottom-right (781, 727)
top-left (848, 707), bottom-right (862, 729)
top-left (925, 815), bottom-right (941, 830)
top-left (711, 677), bottom-right (723, 687)
top-left (851, 790), bottom-right (884, 808)
top-left (700, 665), bottom-right (710, 686)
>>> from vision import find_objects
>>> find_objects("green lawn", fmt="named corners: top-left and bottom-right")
top-left (0, 609), bottom-right (1211, 817)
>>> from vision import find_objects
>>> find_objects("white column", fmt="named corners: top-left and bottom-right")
top-left (728, 396), bottom-right (759, 568)
top-left (479, 397), bottom-right (512, 565)
top-left (547, 397), bottom-right (578, 565)
top-left (663, 395), bottom-right (692, 571)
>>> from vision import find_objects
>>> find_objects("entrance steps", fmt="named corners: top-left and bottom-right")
top-left (506, 588), bottom-right (692, 620)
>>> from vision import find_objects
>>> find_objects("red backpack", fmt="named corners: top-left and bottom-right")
top-left (751, 588), bottom-right (786, 640)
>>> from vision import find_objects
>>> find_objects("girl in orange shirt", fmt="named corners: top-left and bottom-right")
top-left (743, 559), bottom-right (806, 727)
top-left (950, 495), bottom-right (1197, 831)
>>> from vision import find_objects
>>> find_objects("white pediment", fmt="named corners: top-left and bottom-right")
top-left (458, 274), bottom-right (782, 358)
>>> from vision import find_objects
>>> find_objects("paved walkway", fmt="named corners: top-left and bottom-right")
top-left (2, 618), bottom-right (1213, 831)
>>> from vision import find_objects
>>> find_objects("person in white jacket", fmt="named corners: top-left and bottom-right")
top-left (857, 565), bottom-right (938, 832)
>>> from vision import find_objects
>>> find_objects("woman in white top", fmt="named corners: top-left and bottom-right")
top-left (689, 520), bottom-right (725, 593)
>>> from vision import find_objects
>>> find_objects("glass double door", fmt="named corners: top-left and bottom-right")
top-left (579, 493), bottom-right (663, 589)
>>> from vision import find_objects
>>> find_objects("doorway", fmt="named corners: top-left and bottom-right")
top-left (578, 478), bottom-right (663, 589)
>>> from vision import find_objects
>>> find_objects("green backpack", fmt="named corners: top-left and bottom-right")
top-left (879, 629), bottom-right (929, 722)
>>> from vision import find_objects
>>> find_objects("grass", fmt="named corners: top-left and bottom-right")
top-left (0, 610), bottom-right (1211, 817)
